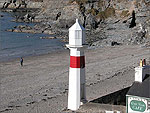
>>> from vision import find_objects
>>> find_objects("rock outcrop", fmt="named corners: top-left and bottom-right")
top-left (0, 0), bottom-right (43, 9)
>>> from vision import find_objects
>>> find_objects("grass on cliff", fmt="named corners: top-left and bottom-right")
top-left (98, 0), bottom-right (105, 8)
top-left (97, 7), bottom-right (115, 19)
top-left (120, 10), bottom-right (130, 17)
top-left (117, 0), bottom-right (128, 3)
top-left (30, 0), bottom-right (43, 2)
top-left (69, 0), bottom-right (89, 5)
top-left (69, 0), bottom-right (116, 20)
top-left (87, 8), bottom-right (99, 16)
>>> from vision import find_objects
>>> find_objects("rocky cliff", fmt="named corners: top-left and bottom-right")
top-left (34, 0), bottom-right (150, 46)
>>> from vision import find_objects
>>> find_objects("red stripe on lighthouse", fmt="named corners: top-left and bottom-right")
top-left (70, 56), bottom-right (85, 68)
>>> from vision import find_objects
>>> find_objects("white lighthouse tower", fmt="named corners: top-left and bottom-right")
top-left (66, 19), bottom-right (87, 111)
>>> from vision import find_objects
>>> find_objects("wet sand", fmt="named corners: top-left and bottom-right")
top-left (0, 45), bottom-right (150, 113)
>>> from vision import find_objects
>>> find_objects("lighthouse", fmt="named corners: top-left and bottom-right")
top-left (66, 19), bottom-right (87, 111)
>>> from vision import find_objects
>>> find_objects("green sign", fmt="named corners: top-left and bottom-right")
top-left (130, 100), bottom-right (146, 112)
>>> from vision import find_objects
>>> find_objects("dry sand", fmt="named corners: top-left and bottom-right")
top-left (0, 45), bottom-right (150, 113)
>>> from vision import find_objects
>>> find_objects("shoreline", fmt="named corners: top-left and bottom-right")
top-left (0, 47), bottom-right (68, 63)
top-left (1, 44), bottom-right (149, 63)
top-left (0, 9), bottom-right (68, 43)
top-left (0, 10), bottom-right (65, 62)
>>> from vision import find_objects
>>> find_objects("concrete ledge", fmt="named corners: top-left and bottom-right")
top-left (76, 103), bottom-right (126, 113)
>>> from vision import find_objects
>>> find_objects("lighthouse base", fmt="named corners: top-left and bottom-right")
top-left (68, 68), bottom-right (86, 111)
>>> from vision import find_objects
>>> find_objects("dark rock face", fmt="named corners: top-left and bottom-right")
top-left (2, 0), bottom-right (27, 9)
top-left (86, 14), bottom-right (98, 29)
top-left (129, 10), bottom-right (136, 28)
top-left (111, 41), bottom-right (120, 46)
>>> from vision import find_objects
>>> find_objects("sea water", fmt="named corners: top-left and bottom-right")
top-left (0, 11), bottom-right (65, 61)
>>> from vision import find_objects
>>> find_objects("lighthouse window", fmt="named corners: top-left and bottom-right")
top-left (75, 31), bottom-right (81, 39)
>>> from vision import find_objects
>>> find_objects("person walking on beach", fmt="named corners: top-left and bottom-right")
top-left (20, 57), bottom-right (23, 66)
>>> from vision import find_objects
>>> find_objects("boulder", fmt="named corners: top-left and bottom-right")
top-left (40, 36), bottom-right (56, 39)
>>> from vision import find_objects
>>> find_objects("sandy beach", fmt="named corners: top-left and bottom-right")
top-left (0, 45), bottom-right (150, 113)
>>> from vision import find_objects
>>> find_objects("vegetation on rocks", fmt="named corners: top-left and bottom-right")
top-left (30, 0), bottom-right (43, 2)
top-left (87, 7), bottom-right (115, 19)
top-left (69, 0), bottom-right (89, 5)
top-left (98, 0), bottom-right (105, 8)
top-left (87, 8), bottom-right (98, 16)
top-left (97, 7), bottom-right (115, 20)
top-left (120, 10), bottom-right (130, 17)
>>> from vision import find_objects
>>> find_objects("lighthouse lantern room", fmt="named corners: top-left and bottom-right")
top-left (69, 19), bottom-right (86, 46)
